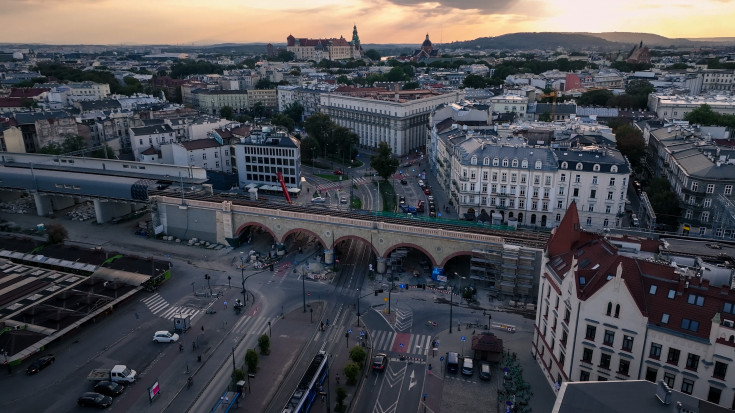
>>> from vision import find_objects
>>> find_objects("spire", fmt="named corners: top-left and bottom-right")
top-left (352, 24), bottom-right (360, 45)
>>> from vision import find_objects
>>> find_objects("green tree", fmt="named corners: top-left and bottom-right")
top-left (646, 177), bottom-right (681, 226)
top-left (538, 112), bottom-right (552, 122)
top-left (274, 50), bottom-right (295, 62)
top-left (38, 142), bottom-right (64, 155)
top-left (577, 89), bottom-right (614, 107)
top-left (684, 104), bottom-right (722, 126)
top-left (625, 79), bottom-right (654, 97)
top-left (231, 368), bottom-right (245, 382)
top-left (62, 135), bottom-right (87, 153)
top-left (349, 346), bottom-right (367, 367)
top-left (370, 141), bottom-right (399, 181)
top-left (612, 123), bottom-right (645, 167)
top-left (245, 349), bottom-right (259, 373)
top-left (271, 114), bottom-right (295, 132)
top-left (255, 79), bottom-right (275, 89)
top-left (220, 105), bottom-right (234, 120)
top-left (304, 113), bottom-right (333, 146)
top-left (283, 102), bottom-right (305, 125)
top-left (343, 361), bottom-right (360, 385)
top-left (258, 334), bottom-right (270, 355)
top-left (385, 66), bottom-right (408, 82)
top-left (336, 75), bottom-right (353, 86)
top-left (335, 387), bottom-right (347, 412)
top-left (364, 49), bottom-right (381, 61)
top-left (89, 144), bottom-right (115, 159)
top-left (463, 74), bottom-right (487, 89)
top-left (250, 101), bottom-right (266, 118)
top-left (46, 223), bottom-right (68, 244)
top-left (402, 81), bottom-right (420, 90)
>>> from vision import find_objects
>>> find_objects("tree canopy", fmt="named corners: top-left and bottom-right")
top-left (684, 104), bottom-right (735, 128)
top-left (370, 141), bottom-right (399, 181)
top-left (645, 177), bottom-right (681, 226)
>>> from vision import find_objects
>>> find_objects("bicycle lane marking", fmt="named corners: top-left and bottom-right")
top-left (391, 332), bottom-right (411, 354)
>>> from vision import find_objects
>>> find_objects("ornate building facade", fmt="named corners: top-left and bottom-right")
top-left (286, 25), bottom-right (363, 61)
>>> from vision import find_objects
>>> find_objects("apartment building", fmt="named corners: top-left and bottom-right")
top-left (534, 204), bottom-right (735, 409)
top-left (488, 94), bottom-right (529, 121)
top-left (320, 89), bottom-right (462, 156)
top-left (645, 124), bottom-right (735, 237)
top-left (129, 124), bottom-right (176, 161)
top-left (194, 90), bottom-right (249, 115)
top-left (247, 89), bottom-right (278, 109)
top-left (436, 128), bottom-right (628, 230)
top-left (159, 138), bottom-right (232, 173)
top-left (647, 94), bottom-right (735, 120)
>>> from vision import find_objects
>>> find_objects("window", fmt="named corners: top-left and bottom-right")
top-left (707, 386), bottom-right (722, 404)
top-left (622, 335), bottom-right (633, 351)
top-left (609, 177), bottom-right (616, 186)
top-left (713, 361), bottom-right (728, 379)
top-left (607, 191), bottom-right (613, 200)
top-left (691, 182), bottom-right (698, 191)
top-left (502, 158), bottom-right (509, 167)
top-left (599, 353), bottom-right (611, 369)
top-left (685, 353), bottom-right (700, 371)
top-left (588, 204), bottom-right (594, 212)
top-left (603, 330), bottom-right (615, 346)
top-left (667, 348), bottom-right (680, 365)
top-left (585, 325), bottom-right (596, 340)
top-left (650, 343), bottom-right (662, 359)
top-left (663, 372), bottom-right (675, 388)
top-left (618, 359), bottom-right (630, 375)
top-left (493, 158), bottom-right (499, 166)
top-left (545, 176), bottom-right (551, 186)
top-left (645, 367), bottom-right (658, 382)
top-left (592, 176), bottom-right (598, 185)
top-left (573, 188), bottom-right (579, 197)
top-left (580, 370), bottom-right (590, 381)
top-left (576, 163), bottom-right (583, 170)
top-left (615, 304), bottom-right (620, 318)
top-left (704, 198), bottom-right (712, 208)
top-left (561, 162), bottom-right (568, 169)
top-left (661, 313), bottom-right (669, 324)
top-left (586, 217), bottom-right (592, 225)
top-left (681, 378), bottom-right (694, 395)
top-left (590, 189), bottom-right (596, 198)
top-left (560, 173), bottom-right (566, 182)
top-left (575, 174), bottom-right (581, 183)
top-left (535, 160), bottom-right (542, 169)
top-left (667, 289), bottom-right (676, 299)
top-left (582, 348), bottom-right (593, 363)
top-left (681, 318), bottom-right (699, 332)
top-left (512, 159), bottom-right (518, 167)
top-left (649, 285), bottom-right (657, 295)
top-left (706, 184), bottom-right (714, 194)
top-left (725, 185), bottom-right (732, 196)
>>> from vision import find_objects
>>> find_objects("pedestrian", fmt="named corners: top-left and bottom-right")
top-left (224, 301), bottom-right (227, 309)
top-left (201, 325), bottom-right (204, 332)
top-left (179, 342), bottom-right (184, 352)
top-left (326, 318), bottom-right (329, 327)
top-left (320, 321), bottom-right (324, 331)
top-left (335, 373), bottom-right (340, 385)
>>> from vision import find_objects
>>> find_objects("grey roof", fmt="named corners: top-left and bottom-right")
top-left (78, 100), bottom-right (122, 112)
top-left (141, 119), bottom-right (166, 126)
top-left (196, 90), bottom-right (248, 95)
top-left (675, 149), bottom-right (735, 180)
top-left (455, 134), bottom-right (557, 171)
top-left (577, 107), bottom-right (619, 117)
top-left (130, 124), bottom-right (175, 136)
top-left (13, 110), bottom-right (73, 125)
top-left (555, 147), bottom-right (630, 174)
top-left (554, 380), bottom-right (730, 413)
top-left (532, 103), bottom-right (577, 115)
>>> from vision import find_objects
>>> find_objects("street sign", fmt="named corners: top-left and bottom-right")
top-left (348, 329), bottom-right (353, 333)
top-left (360, 330), bottom-right (365, 336)
top-left (399, 284), bottom-right (406, 288)
top-left (400, 343), bottom-right (404, 348)
top-left (461, 336), bottom-right (466, 342)
top-left (439, 356), bottom-right (444, 361)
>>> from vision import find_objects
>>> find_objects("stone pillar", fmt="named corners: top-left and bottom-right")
top-left (324, 249), bottom-right (335, 266)
top-left (376, 257), bottom-right (387, 274)
top-left (93, 199), bottom-right (105, 224)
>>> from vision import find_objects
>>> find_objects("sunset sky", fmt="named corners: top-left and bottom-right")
top-left (1, 0), bottom-right (734, 45)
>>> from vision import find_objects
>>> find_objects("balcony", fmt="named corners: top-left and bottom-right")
top-left (459, 176), bottom-right (469, 182)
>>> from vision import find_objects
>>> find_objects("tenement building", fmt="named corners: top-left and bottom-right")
top-left (645, 124), bottom-right (735, 237)
top-left (433, 127), bottom-right (628, 230)
top-left (647, 93), bottom-right (735, 120)
top-left (320, 88), bottom-right (462, 156)
top-left (534, 204), bottom-right (735, 408)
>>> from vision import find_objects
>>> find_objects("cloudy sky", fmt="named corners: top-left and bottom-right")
top-left (1, 0), bottom-right (733, 45)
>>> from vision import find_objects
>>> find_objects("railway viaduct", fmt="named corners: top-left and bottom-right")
top-left (154, 195), bottom-right (545, 294)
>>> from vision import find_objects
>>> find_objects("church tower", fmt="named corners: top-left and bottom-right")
top-left (351, 25), bottom-right (363, 59)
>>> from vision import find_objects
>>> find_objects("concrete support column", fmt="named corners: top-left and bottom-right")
top-left (93, 199), bottom-right (105, 224)
top-left (376, 257), bottom-right (387, 274)
top-left (33, 192), bottom-right (51, 217)
top-left (324, 249), bottom-right (335, 266)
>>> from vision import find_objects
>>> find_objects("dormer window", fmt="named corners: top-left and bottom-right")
top-left (502, 158), bottom-right (509, 167)
top-left (535, 160), bottom-right (542, 170)
top-left (611, 165), bottom-right (618, 173)
top-left (576, 163), bottom-right (583, 170)
top-left (561, 162), bottom-right (568, 169)
top-left (471, 156), bottom-right (477, 165)
top-left (512, 159), bottom-right (518, 167)
top-left (522, 160), bottom-right (528, 168)
top-left (483, 157), bottom-right (490, 165)
top-left (593, 164), bottom-right (601, 172)
top-left (493, 158), bottom-right (499, 166)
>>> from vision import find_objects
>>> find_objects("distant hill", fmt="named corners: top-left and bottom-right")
top-left (448, 32), bottom-right (735, 51)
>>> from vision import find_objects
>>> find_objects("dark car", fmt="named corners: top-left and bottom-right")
top-left (424, 187), bottom-right (431, 195)
top-left (26, 354), bottom-right (55, 375)
top-left (399, 196), bottom-right (406, 205)
top-left (400, 179), bottom-right (408, 185)
top-left (77, 392), bottom-right (113, 408)
top-left (333, 169), bottom-right (344, 175)
top-left (372, 353), bottom-right (388, 372)
top-left (94, 381), bottom-right (125, 397)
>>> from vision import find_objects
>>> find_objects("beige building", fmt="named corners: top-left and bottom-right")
top-left (194, 90), bottom-right (249, 115)
top-left (320, 89), bottom-right (463, 156)
top-left (286, 25), bottom-right (363, 61)
top-left (247, 89), bottom-right (278, 109)
top-left (647, 94), bottom-right (735, 120)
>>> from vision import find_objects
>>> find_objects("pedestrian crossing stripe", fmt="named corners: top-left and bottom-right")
top-left (141, 293), bottom-right (201, 321)
top-left (369, 330), bottom-right (431, 357)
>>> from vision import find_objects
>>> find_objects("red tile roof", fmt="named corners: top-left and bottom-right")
top-left (181, 138), bottom-right (221, 151)
top-left (0, 98), bottom-right (26, 108)
top-left (9, 88), bottom-right (49, 98)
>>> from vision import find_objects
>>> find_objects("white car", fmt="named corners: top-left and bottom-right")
top-left (153, 331), bottom-right (179, 343)
top-left (311, 197), bottom-right (326, 203)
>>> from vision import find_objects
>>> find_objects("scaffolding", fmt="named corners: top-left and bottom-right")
top-left (712, 194), bottom-right (735, 239)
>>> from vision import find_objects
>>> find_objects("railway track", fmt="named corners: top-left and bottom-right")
top-left (151, 191), bottom-right (550, 249)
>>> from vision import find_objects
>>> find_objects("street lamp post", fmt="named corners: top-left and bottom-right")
top-left (240, 253), bottom-right (246, 294)
top-left (267, 321), bottom-right (272, 337)
top-left (356, 288), bottom-right (360, 327)
top-left (204, 273), bottom-right (211, 295)
top-left (302, 264), bottom-right (309, 313)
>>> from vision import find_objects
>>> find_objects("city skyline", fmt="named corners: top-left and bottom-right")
top-left (1, 0), bottom-right (734, 46)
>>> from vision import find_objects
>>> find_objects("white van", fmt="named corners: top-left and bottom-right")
top-left (461, 357), bottom-right (474, 376)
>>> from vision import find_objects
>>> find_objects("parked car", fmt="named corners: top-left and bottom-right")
top-left (479, 362), bottom-right (491, 380)
top-left (77, 392), bottom-right (113, 408)
top-left (372, 353), bottom-right (388, 372)
top-left (461, 357), bottom-right (474, 376)
top-left (93, 381), bottom-right (125, 397)
top-left (400, 179), bottom-right (408, 185)
top-left (26, 354), bottom-right (55, 375)
top-left (153, 330), bottom-right (179, 343)
top-left (333, 170), bottom-right (344, 175)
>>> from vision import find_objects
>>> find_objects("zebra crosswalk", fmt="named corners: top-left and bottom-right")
top-left (369, 329), bottom-right (432, 357)
top-left (141, 293), bottom-right (200, 321)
